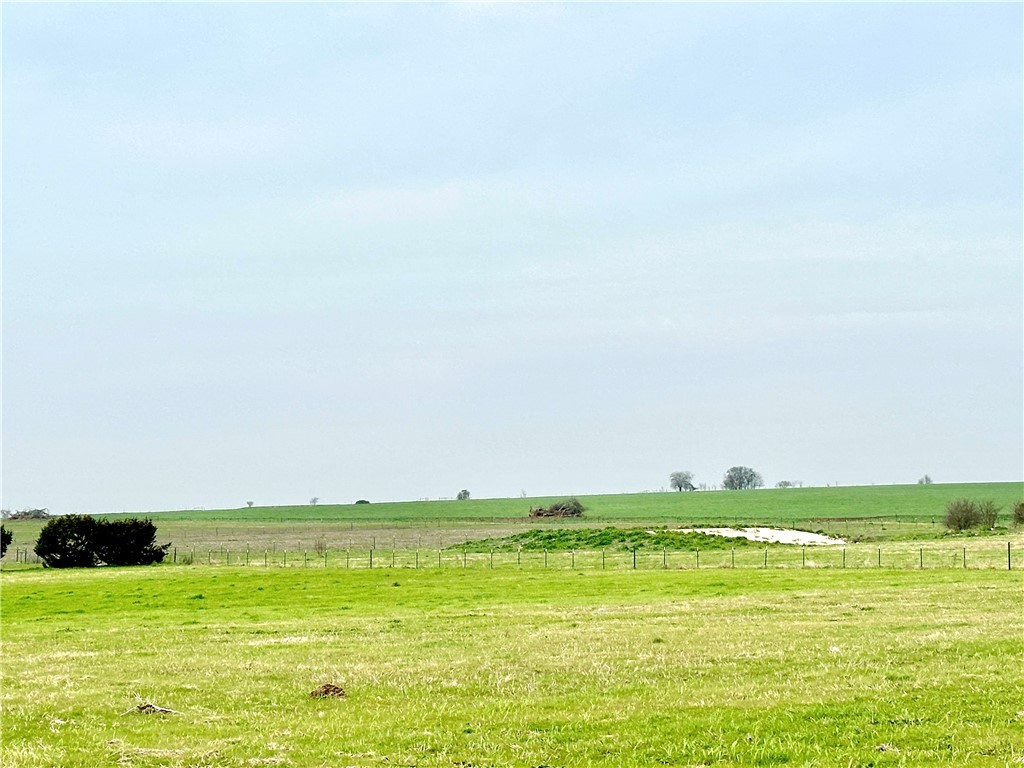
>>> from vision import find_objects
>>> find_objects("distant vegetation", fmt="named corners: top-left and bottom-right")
top-left (1, 525), bottom-right (11, 558)
top-left (723, 466), bottom-right (763, 490)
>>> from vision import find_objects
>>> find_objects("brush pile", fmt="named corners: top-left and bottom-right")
top-left (529, 498), bottom-right (585, 518)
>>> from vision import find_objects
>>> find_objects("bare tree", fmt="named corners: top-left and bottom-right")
top-left (723, 466), bottom-right (763, 490)
top-left (669, 471), bottom-right (695, 492)
top-left (309, 497), bottom-right (319, 506)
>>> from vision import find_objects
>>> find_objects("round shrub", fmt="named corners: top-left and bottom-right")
top-left (1012, 501), bottom-right (1024, 527)
top-left (34, 515), bottom-right (100, 568)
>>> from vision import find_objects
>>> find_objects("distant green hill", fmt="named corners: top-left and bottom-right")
top-left (135, 482), bottom-right (1022, 525)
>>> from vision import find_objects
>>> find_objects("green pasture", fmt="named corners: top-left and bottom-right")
top-left (4, 482), bottom-right (1021, 555)
top-left (2, 566), bottom-right (1022, 767)
top-left (70, 481), bottom-right (1024, 522)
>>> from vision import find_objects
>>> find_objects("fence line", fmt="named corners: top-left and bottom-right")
top-left (158, 543), bottom-right (1019, 570)
top-left (3, 543), bottom-right (1019, 571)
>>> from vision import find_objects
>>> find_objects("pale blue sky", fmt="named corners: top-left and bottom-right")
top-left (3, 3), bottom-right (1021, 513)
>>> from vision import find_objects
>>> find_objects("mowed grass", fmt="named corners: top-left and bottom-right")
top-left (2, 566), bottom-right (1022, 767)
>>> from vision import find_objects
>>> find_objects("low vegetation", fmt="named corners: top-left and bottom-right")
top-left (448, 526), bottom-right (770, 552)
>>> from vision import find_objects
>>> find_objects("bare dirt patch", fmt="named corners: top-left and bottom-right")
top-left (671, 527), bottom-right (845, 546)
top-left (309, 683), bottom-right (346, 699)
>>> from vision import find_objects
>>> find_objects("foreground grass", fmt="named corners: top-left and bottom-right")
top-left (2, 567), bottom-right (1022, 767)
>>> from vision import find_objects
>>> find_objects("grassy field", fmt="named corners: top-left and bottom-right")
top-left (2, 566), bottom-right (1022, 767)
top-left (4, 482), bottom-right (1021, 555)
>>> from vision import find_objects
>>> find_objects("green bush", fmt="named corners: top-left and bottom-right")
top-left (94, 518), bottom-right (169, 566)
top-left (1, 525), bottom-right (11, 558)
top-left (34, 515), bottom-right (100, 568)
top-left (34, 515), bottom-right (169, 568)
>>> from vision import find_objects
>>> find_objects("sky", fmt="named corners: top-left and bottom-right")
top-left (2, 3), bottom-right (1022, 514)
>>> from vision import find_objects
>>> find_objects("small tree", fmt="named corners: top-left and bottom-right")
top-left (669, 471), bottom-right (695, 492)
top-left (246, 501), bottom-right (254, 508)
top-left (456, 490), bottom-right (470, 501)
top-left (309, 497), bottom-right (319, 506)
top-left (35, 515), bottom-right (100, 568)
top-left (1012, 501), bottom-right (1024, 526)
top-left (723, 466), bottom-right (763, 491)
top-left (917, 475), bottom-right (933, 485)
top-left (94, 518), bottom-right (170, 566)
top-left (1, 525), bottom-right (12, 558)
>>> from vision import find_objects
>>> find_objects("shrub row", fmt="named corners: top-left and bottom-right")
top-left (34, 515), bottom-right (170, 568)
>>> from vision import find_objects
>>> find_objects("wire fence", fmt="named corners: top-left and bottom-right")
top-left (8, 542), bottom-right (1017, 570)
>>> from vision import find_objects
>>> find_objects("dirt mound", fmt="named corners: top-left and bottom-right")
top-left (309, 683), bottom-right (346, 699)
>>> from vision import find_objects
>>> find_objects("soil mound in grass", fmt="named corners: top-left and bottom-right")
top-left (309, 684), bottom-right (346, 699)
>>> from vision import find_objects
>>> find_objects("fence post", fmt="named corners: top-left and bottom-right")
top-left (518, 548), bottom-right (521, 568)
top-left (369, 549), bottom-right (373, 569)
top-left (919, 548), bottom-right (923, 570)
top-left (963, 545), bottom-right (966, 569)
top-left (463, 550), bottom-right (467, 569)
top-left (284, 550), bottom-right (288, 566)
top-left (571, 550), bottom-right (574, 569)
top-left (801, 547), bottom-right (805, 568)
top-left (696, 549), bottom-right (699, 569)
top-left (438, 550), bottom-right (442, 568)
top-left (208, 549), bottom-right (212, 565)
top-left (246, 548), bottom-right (250, 566)
top-left (662, 548), bottom-right (666, 569)
top-left (877, 547), bottom-right (881, 568)
top-left (763, 547), bottom-right (768, 569)
top-left (1009, 542), bottom-right (1012, 571)
top-left (731, 548), bottom-right (735, 568)
top-left (415, 550), bottom-right (419, 569)
top-left (491, 550), bottom-right (494, 569)
top-left (392, 549), bottom-right (396, 568)
top-left (602, 549), bottom-right (605, 570)
top-left (173, 547), bottom-right (177, 564)
top-left (264, 550), bottom-right (268, 567)
top-left (632, 548), bottom-right (636, 570)
top-left (227, 550), bottom-right (231, 566)
top-left (544, 550), bottom-right (547, 568)
top-left (842, 547), bottom-right (846, 569)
